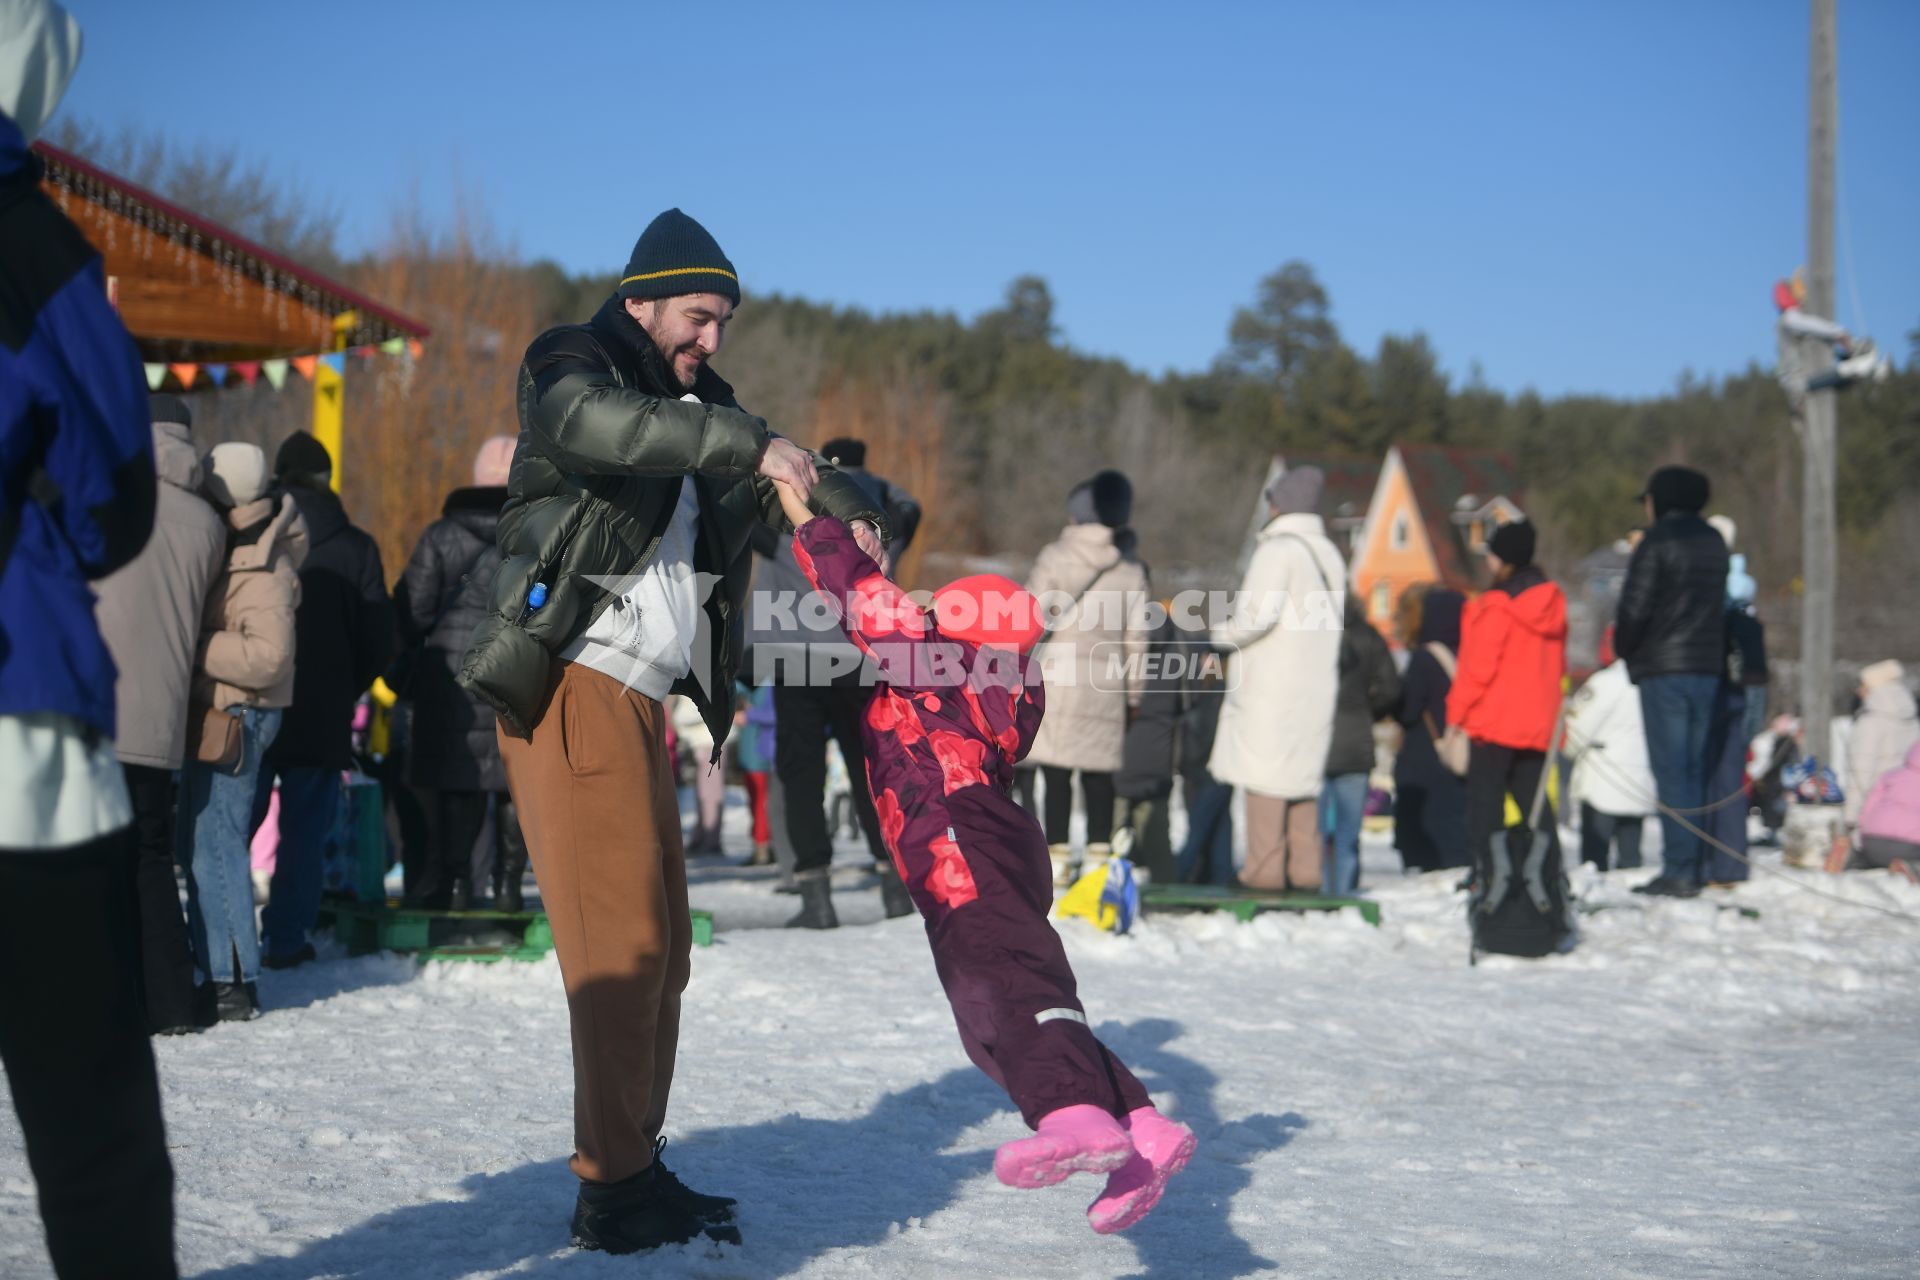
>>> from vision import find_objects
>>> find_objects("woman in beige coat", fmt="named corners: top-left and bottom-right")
top-left (1208, 467), bottom-right (1346, 892)
top-left (1019, 470), bottom-right (1151, 887)
top-left (175, 443), bottom-right (306, 1023)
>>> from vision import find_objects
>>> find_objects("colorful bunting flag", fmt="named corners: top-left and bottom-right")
top-left (350, 344), bottom-right (378, 361)
top-left (262, 359), bottom-right (290, 390)
top-left (169, 363), bottom-right (199, 389)
top-left (291, 355), bottom-right (318, 382)
top-left (319, 352), bottom-right (346, 375)
top-left (204, 363), bottom-right (229, 386)
top-left (233, 361), bottom-right (260, 387)
top-left (408, 339), bottom-right (424, 360)
top-left (144, 363), bottom-right (166, 391)
top-left (380, 337), bottom-right (407, 356)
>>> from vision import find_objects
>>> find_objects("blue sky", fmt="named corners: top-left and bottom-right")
top-left (53, 0), bottom-right (1920, 398)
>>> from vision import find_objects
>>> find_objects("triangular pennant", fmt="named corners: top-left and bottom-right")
top-left (380, 337), bottom-right (406, 356)
top-left (168, 363), bottom-right (199, 389)
top-left (233, 361), bottom-right (260, 387)
top-left (407, 339), bottom-right (424, 360)
top-left (318, 352), bottom-right (346, 375)
top-left (144, 363), bottom-right (166, 391)
top-left (204, 363), bottom-right (229, 386)
top-left (350, 344), bottom-right (377, 361)
top-left (291, 356), bottom-right (318, 381)
top-left (261, 359), bottom-right (290, 390)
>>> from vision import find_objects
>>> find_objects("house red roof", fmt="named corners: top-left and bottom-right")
top-left (1395, 444), bottom-right (1525, 589)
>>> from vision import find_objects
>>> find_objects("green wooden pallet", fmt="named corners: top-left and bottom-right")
top-left (1139, 883), bottom-right (1381, 927)
top-left (315, 900), bottom-right (716, 962)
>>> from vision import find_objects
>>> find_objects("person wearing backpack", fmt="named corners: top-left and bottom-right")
top-left (392, 437), bottom-right (526, 909)
top-left (1446, 521), bottom-right (1572, 956)
top-left (1393, 588), bottom-right (1468, 873)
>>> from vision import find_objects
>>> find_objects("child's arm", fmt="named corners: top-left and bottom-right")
top-left (789, 507), bottom-right (929, 660)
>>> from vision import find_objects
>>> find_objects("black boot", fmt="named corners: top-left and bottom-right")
top-left (212, 981), bottom-right (261, 1022)
top-left (648, 1137), bottom-right (736, 1222)
top-left (878, 868), bottom-right (915, 919)
top-left (496, 795), bottom-right (529, 914)
top-left (570, 1162), bottom-right (740, 1253)
top-left (784, 872), bottom-right (838, 929)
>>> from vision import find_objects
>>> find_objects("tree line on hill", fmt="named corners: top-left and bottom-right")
top-left (56, 122), bottom-right (1918, 660)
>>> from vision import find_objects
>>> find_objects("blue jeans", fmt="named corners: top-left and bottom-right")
top-left (179, 706), bottom-right (282, 984)
top-left (254, 765), bottom-right (343, 961)
top-left (1638, 673), bottom-right (1720, 884)
top-left (1319, 772), bottom-right (1368, 896)
top-left (1175, 772), bottom-right (1236, 885)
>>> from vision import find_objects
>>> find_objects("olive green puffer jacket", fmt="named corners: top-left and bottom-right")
top-left (459, 297), bottom-right (888, 750)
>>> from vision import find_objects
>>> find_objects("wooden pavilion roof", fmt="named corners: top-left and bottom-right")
top-left (32, 142), bottom-right (428, 363)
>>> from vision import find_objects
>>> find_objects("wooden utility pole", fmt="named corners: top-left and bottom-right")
top-left (1803, 0), bottom-right (1837, 754)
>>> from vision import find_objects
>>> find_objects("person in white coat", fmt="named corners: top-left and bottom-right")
top-left (1564, 634), bottom-right (1656, 871)
top-left (1020, 470), bottom-right (1151, 887)
top-left (1207, 467), bottom-right (1345, 892)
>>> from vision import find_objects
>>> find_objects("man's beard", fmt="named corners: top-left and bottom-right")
top-left (668, 348), bottom-right (703, 391)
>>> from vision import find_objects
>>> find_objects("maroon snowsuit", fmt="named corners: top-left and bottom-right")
top-left (793, 518), bottom-right (1151, 1127)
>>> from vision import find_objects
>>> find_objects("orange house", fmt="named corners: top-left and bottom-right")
top-left (1348, 444), bottom-right (1525, 642)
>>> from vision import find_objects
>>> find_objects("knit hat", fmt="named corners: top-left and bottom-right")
top-left (819, 437), bottom-right (866, 468)
top-left (1639, 465), bottom-right (1710, 518)
top-left (203, 442), bottom-right (268, 509)
top-left (1263, 466), bottom-right (1324, 517)
top-left (1860, 659), bottom-right (1905, 693)
top-left (616, 209), bottom-right (740, 306)
top-left (274, 430), bottom-right (332, 482)
top-left (1066, 470), bottom-right (1133, 527)
top-left (148, 393), bottom-right (191, 430)
top-left (1486, 519), bottom-right (1536, 568)
top-left (472, 434), bottom-right (516, 486)
top-left (932, 574), bottom-right (1045, 655)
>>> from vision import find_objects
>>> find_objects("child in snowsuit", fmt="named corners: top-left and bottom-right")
top-left (776, 487), bottom-right (1195, 1234)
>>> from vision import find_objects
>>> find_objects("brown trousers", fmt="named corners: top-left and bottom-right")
top-left (498, 662), bottom-right (691, 1185)
top-left (1240, 791), bottom-right (1323, 892)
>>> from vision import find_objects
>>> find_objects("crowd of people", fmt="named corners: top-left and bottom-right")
top-left (5, 6), bottom-right (1916, 1262)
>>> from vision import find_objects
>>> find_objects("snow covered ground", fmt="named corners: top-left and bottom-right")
top-left (4, 806), bottom-right (1918, 1279)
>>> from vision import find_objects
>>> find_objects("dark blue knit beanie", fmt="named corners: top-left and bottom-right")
top-left (617, 209), bottom-right (740, 305)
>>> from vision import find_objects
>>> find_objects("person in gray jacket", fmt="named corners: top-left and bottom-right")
top-left (94, 394), bottom-right (227, 1034)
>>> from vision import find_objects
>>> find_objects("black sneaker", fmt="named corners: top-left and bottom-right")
top-left (262, 943), bottom-right (317, 971)
top-left (649, 1137), bottom-right (737, 1222)
top-left (1631, 876), bottom-right (1702, 899)
top-left (571, 1162), bottom-right (740, 1253)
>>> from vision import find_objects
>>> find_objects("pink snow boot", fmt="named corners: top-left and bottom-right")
top-left (1086, 1107), bottom-right (1197, 1234)
top-left (993, 1105), bottom-right (1134, 1189)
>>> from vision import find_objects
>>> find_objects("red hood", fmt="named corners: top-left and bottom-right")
top-left (1491, 578), bottom-right (1568, 639)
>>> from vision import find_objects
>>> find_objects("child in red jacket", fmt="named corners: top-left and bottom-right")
top-left (772, 480), bottom-right (1195, 1234)
top-left (1447, 520), bottom-right (1568, 924)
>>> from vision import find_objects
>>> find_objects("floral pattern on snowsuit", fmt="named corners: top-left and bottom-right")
top-left (793, 518), bottom-right (1150, 1127)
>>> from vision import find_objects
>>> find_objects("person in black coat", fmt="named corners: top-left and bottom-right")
top-left (392, 437), bottom-right (530, 909)
top-left (1115, 610), bottom-right (1185, 883)
top-left (1173, 636), bottom-right (1233, 885)
top-left (1393, 588), bottom-right (1468, 872)
top-left (252, 432), bottom-right (395, 966)
top-left (1323, 598), bottom-right (1401, 894)
top-left (1614, 465), bottom-right (1729, 897)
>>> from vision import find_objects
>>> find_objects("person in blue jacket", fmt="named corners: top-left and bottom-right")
top-left (0, 2), bottom-right (178, 1274)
